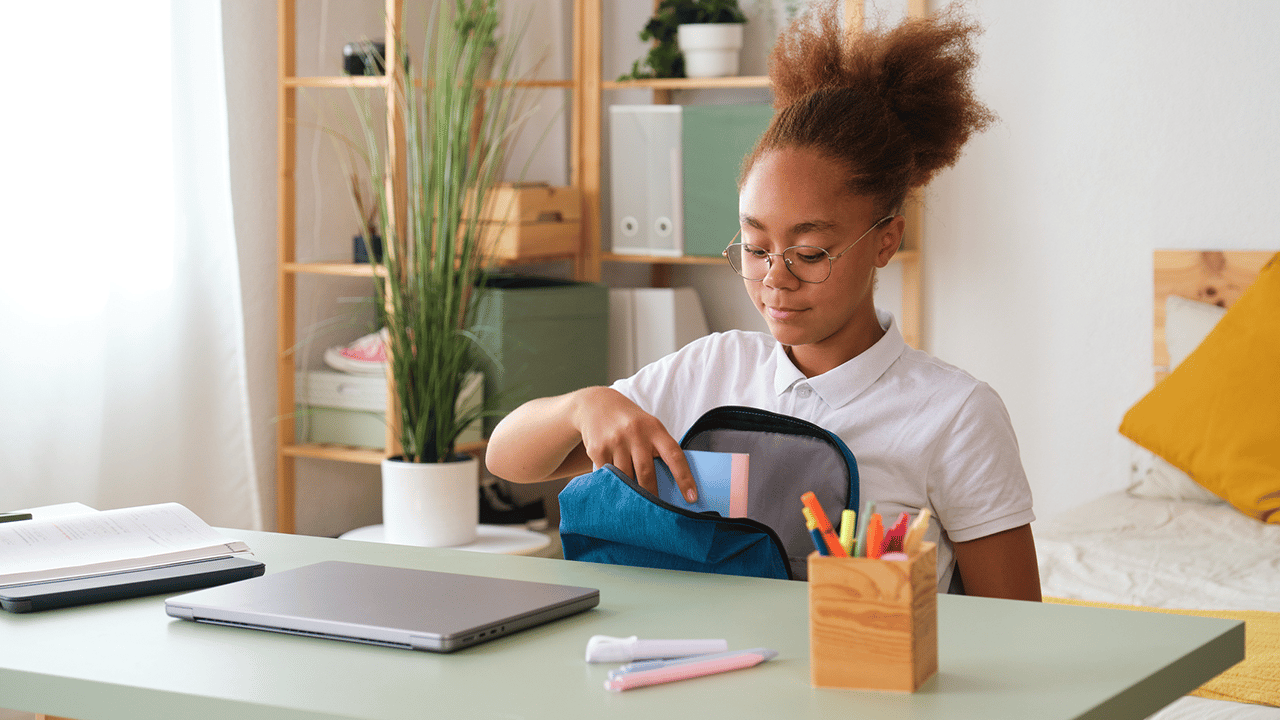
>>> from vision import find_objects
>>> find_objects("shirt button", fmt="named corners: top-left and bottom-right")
top-left (797, 386), bottom-right (812, 398)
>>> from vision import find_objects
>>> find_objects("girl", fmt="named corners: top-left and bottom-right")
top-left (486, 3), bottom-right (1040, 600)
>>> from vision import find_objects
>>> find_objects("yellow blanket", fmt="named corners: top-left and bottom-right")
top-left (1045, 597), bottom-right (1279, 707)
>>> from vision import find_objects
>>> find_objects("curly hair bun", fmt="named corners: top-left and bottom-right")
top-left (752, 1), bottom-right (994, 205)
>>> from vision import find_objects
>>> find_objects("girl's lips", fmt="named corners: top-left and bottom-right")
top-left (766, 305), bottom-right (805, 320)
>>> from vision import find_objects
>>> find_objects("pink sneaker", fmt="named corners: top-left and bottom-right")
top-left (324, 329), bottom-right (388, 375)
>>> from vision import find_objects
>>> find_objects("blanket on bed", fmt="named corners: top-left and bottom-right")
top-left (1046, 597), bottom-right (1279, 707)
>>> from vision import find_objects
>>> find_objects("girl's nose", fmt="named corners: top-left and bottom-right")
top-left (762, 252), bottom-right (799, 289)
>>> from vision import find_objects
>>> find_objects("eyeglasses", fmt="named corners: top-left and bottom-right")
top-left (722, 216), bottom-right (896, 284)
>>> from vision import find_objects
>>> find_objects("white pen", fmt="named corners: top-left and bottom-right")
top-left (584, 635), bottom-right (728, 663)
top-left (604, 648), bottom-right (778, 692)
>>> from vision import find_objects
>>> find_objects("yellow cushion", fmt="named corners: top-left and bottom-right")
top-left (1120, 252), bottom-right (1280, 524)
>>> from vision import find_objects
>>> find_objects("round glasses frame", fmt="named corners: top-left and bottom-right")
top-left (721, 215), bottom-right (896, 284)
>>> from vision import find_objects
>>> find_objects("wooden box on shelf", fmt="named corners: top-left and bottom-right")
top-left (808, 542), bottom-right (938, 692)
top-left (472, 182), bottom-right (582, 261)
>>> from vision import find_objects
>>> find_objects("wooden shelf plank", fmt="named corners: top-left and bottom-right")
top-left (282, 441), bottom-right (488, 465)
top-left (283, 257), bottom-right (580, 277)
top-left (602, 253), bottom-right (723, 265)
top-left (282, 444), bottom-right (385, 464)
top-left (480, 79), bottom-right (575, 89)
top-left (284, 76), bottom-right (387, 89)
top-left (284, 76), bottom-right (573, 90)
top-left (603, 76), bottom-right (770, 91)
top-left (601, 250), bottom-right (921, 266)
top-left (283, 262), bottom-right (381, 277)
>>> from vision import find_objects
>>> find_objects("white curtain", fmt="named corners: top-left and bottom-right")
top-left (0, 1), bottom-right (262, 529)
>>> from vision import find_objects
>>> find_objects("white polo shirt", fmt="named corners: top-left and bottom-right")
top-left (611, 309), bottom-right (1035, 592)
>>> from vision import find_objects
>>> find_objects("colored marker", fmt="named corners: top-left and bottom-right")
top-left (838, 509), bottom-right (856, 556)
top-left (585, 636), bottom-right (729, 663)
top-left (881, 512), bottom-right (910, 555)
top-left (802, 507), bottom-right (829, 556)
top-left (866, 513), bottom-right (884, 560)
top-left (800, 492), bottom-right (847, 557)
top-left (853, 500), bottom-right (876, 557)
top-left (903, 508), bottom-right (932, 556)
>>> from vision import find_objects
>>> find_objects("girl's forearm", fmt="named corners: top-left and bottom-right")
top-left (485, 389), bottom-right (594, 484)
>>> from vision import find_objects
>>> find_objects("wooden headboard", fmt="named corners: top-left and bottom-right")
top-left (1153, 250), bottom-right (1274, 381)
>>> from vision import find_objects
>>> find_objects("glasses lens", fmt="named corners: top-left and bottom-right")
top-left (726, 243), bottom-right (768, 280)
top-left (782, 246), bottom-right (833, 283)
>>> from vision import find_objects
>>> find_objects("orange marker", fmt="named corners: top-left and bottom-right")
top-left (865, 513), bottom-right (884, 560)
top-left (800, 492), bottom-right (848, 557)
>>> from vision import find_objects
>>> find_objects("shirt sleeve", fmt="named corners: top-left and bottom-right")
top-left (609, 333), bottom-right (734, 442)
top-left (929, 382), bottom-right (1036, 543)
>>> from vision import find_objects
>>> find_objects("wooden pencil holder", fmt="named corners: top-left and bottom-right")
top-left (808, 542), bottom-right (938, 692)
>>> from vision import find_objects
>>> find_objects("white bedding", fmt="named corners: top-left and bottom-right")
top-left (1038, 491), bottom-right (1280, 611)
top-left (1036, 490), bottom-right (1280, 719)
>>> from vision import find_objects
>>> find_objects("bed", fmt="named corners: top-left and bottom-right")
top-left (1035, 250), bottom-right (1280, 719)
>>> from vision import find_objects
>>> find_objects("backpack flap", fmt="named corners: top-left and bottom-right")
top-left (559, 464), bottom-right (791, 580)
top-left (681, 406), bottom-right (859, 580)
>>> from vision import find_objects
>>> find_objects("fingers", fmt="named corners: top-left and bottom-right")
top-left (569, 386), bottom-right (696, 501)
top-left (657, 443), bottom-right (698, 504)
top-left (632, 448), bottom-right (658, 495)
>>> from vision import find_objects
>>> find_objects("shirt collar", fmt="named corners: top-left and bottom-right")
top-left (771, 309), bottom-right (907, 407)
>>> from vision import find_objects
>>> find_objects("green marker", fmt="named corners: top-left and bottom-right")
top-left (852, 500), bottom-right (875, 558)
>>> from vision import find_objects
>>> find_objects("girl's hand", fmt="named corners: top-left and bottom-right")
top-left (570, 387), bottom-right (698, 503)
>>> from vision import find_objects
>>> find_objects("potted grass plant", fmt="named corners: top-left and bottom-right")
top-left (343, 0), bottom-right (531, 547)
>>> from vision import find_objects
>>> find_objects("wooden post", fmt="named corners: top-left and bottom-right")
top-left (275, 0), bottom-right (298, 533)
top-left (573, 0), bottom-right (603, 282)
top-left (383, 0), bottom-right (405, 458)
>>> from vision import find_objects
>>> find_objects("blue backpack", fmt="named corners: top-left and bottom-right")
top-left (559, 406), bottom-right (860, 580)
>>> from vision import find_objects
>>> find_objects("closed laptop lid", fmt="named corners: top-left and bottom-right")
top-left (165, 560), bottom-right (599, 652)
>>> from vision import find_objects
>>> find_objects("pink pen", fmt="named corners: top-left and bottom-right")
top-left (603, 648), bottom-right (778, 692)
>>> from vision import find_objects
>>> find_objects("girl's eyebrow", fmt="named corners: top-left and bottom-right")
top-left (739, 214), bottom-right (839, 236)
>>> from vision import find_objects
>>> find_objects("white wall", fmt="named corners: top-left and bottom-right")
top-left (925, 0), bottom-right (1280, 518)
top-left (224, 0), bottom-right (1280, 531)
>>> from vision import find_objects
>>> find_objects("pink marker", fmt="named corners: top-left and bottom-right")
top-left (603, 648), bottom-right (778, 692)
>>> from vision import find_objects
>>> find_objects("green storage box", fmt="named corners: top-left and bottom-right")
top-left (294, 370), bottom-right (484, 449)
top-left (681, 104), bottom-right (774, 257)
top-left (472, 276), bottom-right (609, 435)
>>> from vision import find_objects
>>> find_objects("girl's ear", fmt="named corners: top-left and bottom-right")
top-left (875, 215), bottom-right (907, 268)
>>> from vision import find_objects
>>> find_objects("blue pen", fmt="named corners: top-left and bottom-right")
top-left (610, 652), bottom-right (723, 679)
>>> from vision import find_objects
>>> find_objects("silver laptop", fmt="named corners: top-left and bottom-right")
top-left (165, 560), bottom-right (599, 652)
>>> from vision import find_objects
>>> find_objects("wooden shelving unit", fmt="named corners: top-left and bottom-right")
top-left (274, 0), bottom-right (582, 533)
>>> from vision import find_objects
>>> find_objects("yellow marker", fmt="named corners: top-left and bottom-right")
top-left (801, 507), bottom-right (818, 530)
top-left (838, 509), bottom-right (856, 556)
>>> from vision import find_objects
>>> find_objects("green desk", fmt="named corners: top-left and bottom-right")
top-left (0, 530), bottom-right (1243, 720)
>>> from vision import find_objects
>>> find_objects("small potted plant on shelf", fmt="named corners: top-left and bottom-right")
top-left (619, 0), bottom-right (748, 80)
top-left (341, 0), bottom-right (532, 547)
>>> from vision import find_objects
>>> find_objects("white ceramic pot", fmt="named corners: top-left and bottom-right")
top-left (677, 23), bottom-right (745, 79)
top-left (381, 455), bottom-right (479, 547)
